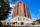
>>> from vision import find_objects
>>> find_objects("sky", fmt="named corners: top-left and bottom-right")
top-left (5, 0), bottom-right (40, 21)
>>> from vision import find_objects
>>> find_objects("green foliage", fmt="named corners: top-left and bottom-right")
top-left (37, 19), bottom-right (40, 22)
top-left (0, 21), bottom-right (2, 23)
top-left (7, 22), bottom-right (9, 25)
top-left (0, 0), bottom-right (10, 20)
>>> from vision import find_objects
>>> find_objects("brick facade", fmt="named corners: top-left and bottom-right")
top-left (12, 1), bottom-right (31, 18)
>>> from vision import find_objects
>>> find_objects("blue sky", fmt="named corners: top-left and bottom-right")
top-left (5, 0), bottom-right (40, 21)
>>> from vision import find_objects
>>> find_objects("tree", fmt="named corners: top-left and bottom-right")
top-left (12, 0), bottom-right (16, 2)
top-left (0, 21), bottom-right (2, 26)
top-left (36, 19), bottom-right (40, 23)
top-left (0, 0), bottom-right (10, 20)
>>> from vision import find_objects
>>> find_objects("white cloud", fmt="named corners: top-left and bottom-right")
top-left (32, 18), bottom-right (38, 21)
top-left (10, 4), bottom-right (16, 8)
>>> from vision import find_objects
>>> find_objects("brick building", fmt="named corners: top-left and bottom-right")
top-left (9, 1), bottom-right (32, 26)
top-left (12, 1), bottom-right (31, 18)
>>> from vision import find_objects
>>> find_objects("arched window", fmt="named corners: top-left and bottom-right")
top-left (21, 22), bottom-right (24, 25)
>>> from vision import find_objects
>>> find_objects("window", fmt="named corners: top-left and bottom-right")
top-left (12, 22), bottom-right (15, 25)
top-left (27, 8), bottom-right (29, 13)
top-left (18, 17), bottom-right (19, 21)
top-left (17, 4), bottom-right (19, 15)
top-left (28, 14), bottom-right (29, 18)
top-left (15, 22), bottom-right (17, 24)
top-left (23, 18), bottom-right (25, 20)
top-left (24, 4), bottom-right (26, 16)
top-left (19, 18), bottom-right (21, 21)
top-left (18, 17), bottom-right (21, 21)
top-left (21, 22), bottom-right (24, 25)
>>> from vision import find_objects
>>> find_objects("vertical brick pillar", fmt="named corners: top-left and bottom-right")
top-left (18, 3), bottom-right (21, 16)
top-left (21, 2), bottom-right (24, 16)
top-left (25, 5), bottom-right (28, 17)
top-left (16, 5), bottom-right (17, 16)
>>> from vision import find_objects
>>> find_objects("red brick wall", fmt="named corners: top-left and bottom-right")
top-left (12, 1), bottom-right (32, 18)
